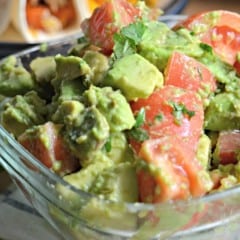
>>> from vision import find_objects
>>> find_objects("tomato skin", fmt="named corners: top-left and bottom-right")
top-left (164, 51), bottom-right (216, 96)
top-left (176, 10), bottom-right (240, 65)
top-left (81, 0), bottom-right (140, 54)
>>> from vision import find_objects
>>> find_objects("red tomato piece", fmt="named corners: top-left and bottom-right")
top-left (81, 0), bottom-right (140, 54)
top-left (18, 122), bottom-right (79, 176)
top-left (138, 137), bottom-right (191, 203)
top-left (204, 26), bottom-right (240, 66)
top-left (129, 86), bottom-right (211, 203)
top-left (164, 51), bottom-right (216, 97)
top-left (138, 136), bottom-right (210, 203)
top-left (130, 85), bottom-right (204, 151)
top-left (214, 130), bottom-right (240, 165)
top-left (176, 10), bottom-right (240, 65)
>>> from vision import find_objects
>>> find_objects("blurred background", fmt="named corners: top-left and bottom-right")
top-left (183, 0), bottom-right (240, 14)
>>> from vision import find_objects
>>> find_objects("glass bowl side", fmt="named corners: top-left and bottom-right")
top-left (1, 108), bottom-right (240, 240)
top-left (1, 15), bottom-right (240, 240)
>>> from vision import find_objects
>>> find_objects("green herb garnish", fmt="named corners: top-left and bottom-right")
top-left (199, 43), bottom-right (213, 53)
top-left (154, 113), bottom-right (163, 122)
top-left (135, 107), bottom-right (146, 128)
top-left (127, 107), bottom-right (149, 142)
top-left (128, 128), bottom-right (149, 142)
top-left (169, 101), bottom-right (195, 125)
top-left (113, 21), bottom-right (147, 60)
top-left (104, 137), bottom-right (112, 153)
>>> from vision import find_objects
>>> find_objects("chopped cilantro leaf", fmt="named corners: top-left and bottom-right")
top-left (128, 128), bottom-right (149, 142)
top-left (121, 21), bottom-right (147, 43)
top-left (154, 113), bottom-right (163, 122)
top-left (169, 101), bottom-right (195, 125)
top-left (127, 107), bottom-right (149, 142)
top-left (135, 108), bottom-right (146, 128)
top-left (104, 137), bottom-right (112, 152)
top-left (199, 43), bottom-right (213, 53)
top-left (112, 20), bottom-right (147, 61)
top-left (77, 36), bottom-right (88, 44)
top-left (113, 34), bottom-right (136, 60)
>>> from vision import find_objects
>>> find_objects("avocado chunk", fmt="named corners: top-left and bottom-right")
top-left (83, 50), bottom-right (109, 85)
top-left (103, 53), bottom-right (163, 101)
top-left (54, 54), bottom-right (91, 81)
top-left (61, 105), bottom-right (110, 165)
top-left (139, 22), bottom-right (204, 71)
top-left (1, 91), bottom-right (47, 137)
top-left (52, 55), bottom-right (91, 93)
top-left (196, 134), bottom-right (211, 169)
top-left (63, 156), bottom-right (113, 193)
top-left (61, 153), bottom-right (137, 202)
top-left (204, 92), bottom-right (240, 131)
top-left (104, 132), bottom-right (136, 164)
top-left (30, 56), bottom-right (56, 101)
top-left (89, 162), bottom-right (138, 202)
top-left (51, 100), bottom-right (85, 125)
top-left (0, 56), bottom-right (35, 96)
top-left (18, 122), bottom-right (79, 176)
top-left (30, 56), bottom-right (56, 83)
top-left (58, 79), bottom-right (86, 102)
top-left (57, 130), bottom-right (137, 202)
top-left (83, 85), bottom-right (135, 132)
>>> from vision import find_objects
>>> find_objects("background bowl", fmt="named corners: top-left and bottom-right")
top-left (1, 15), bottom-right (240, 240)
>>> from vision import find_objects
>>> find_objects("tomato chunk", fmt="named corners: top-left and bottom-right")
top-left (138, 136), bottom-right (211, 202)
top-left (81, 0), bottom-right (140, 54)
top-left (130, 85), bottom-right (204, 148)
top-left (164, 51), bottom-right (216, 98)
top-left (129, 86), bottom-right (212, 203)
top-left (18, 122), bottom-right (79, 176)
top-left (176, 10), bottom-right (240, 65)
top-left (138, 137), bottom-right (190, 202)
top-left (214, 130), bottom-right (240, 165)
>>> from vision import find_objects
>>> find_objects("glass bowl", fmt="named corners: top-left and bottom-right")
top-left (1, 15), bottom-right (240, 240)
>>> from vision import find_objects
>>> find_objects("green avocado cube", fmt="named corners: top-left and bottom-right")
top-left (103, 53), bottom-right (163, 101)
top-left (204, 92), bottom-right (240, 131)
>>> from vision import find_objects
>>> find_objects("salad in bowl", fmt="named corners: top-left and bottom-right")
top-left (1, 0), bottom-right (240, 239)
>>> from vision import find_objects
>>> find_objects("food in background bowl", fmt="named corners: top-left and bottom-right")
top-left (0, 0), bottom-right (12, 35)
top-left (1, 1), bottom-right (240, 239)
top-left (10, 0), bottom-right (89, 43)
top-left (26, 0), bottom-right (78, 33)
top-left (87, 0), bottom-right (158, 11)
